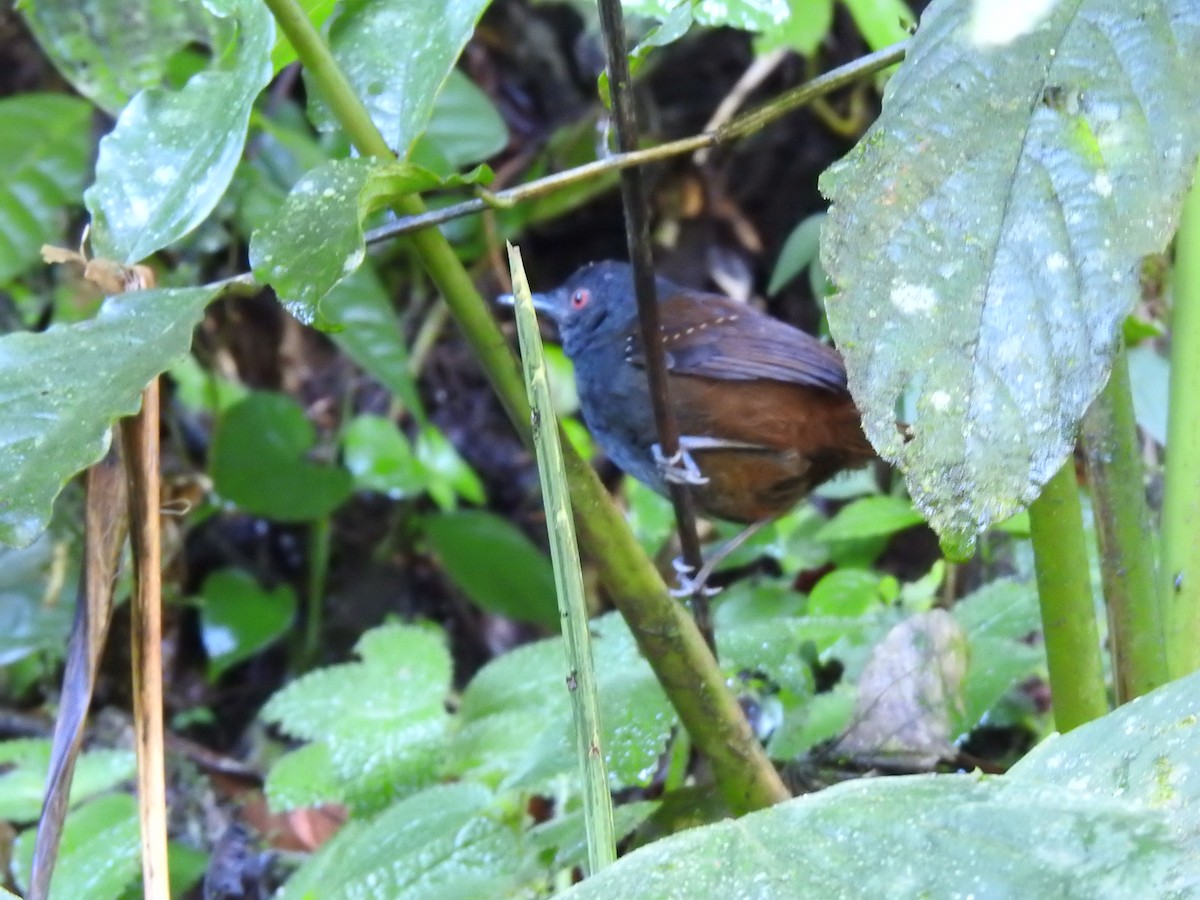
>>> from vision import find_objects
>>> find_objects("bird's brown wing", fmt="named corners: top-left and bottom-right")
top-left (625, 292), bottom-right (847, 391)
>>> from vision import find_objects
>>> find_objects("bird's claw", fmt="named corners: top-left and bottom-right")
top-left (669, 556), bottom-right (720, 599)
top-left (652, 443), bottom-right (709, 486)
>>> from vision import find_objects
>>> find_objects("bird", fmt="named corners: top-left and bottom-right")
top-left (500, 260), bottom-right (876, 586)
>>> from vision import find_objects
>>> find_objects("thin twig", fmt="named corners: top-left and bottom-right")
top-left (363, 42), bottom-right (908, 245)
top-left (594, 0), bottom-right (712, 648)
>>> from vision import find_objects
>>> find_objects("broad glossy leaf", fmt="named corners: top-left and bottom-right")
top-left (423, 510), bottom-right (559, 628)
top-left (561, 776), bottom-right (1191, 898)
top-left (821, 0), bottom-right (1200, 553)
top-left (210, 392), bottom-right (353, 522)
top-left (322, 264), bottom-right (423, 417)
top-left (305, 0), bottom-right (492, 156)
top-left (197, 568), bottom-right (296, 680)
top-left (20, 0), bottom-right (216, 115)
top-left (0, 94), bottom-right (92, 285)
top-left (84, 0), bottom-right (273, 263)
top-left (1012, 667), bottom-right (1200, 841)
top-left (0, 285), bottom-right (217, 548)
top-left (815, 495), bottom-right (924, 542)
top-left (0, 531), bottom-right (77, 666)
top-left (422, 69), bottom-right (509, 168)
top-left (249, 159), bottom-right (444, 324)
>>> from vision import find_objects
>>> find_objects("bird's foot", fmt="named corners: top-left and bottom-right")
top-left (651, 443), bottom-right (709, 486)
top-left (669, 557), bottom-right (721, 599)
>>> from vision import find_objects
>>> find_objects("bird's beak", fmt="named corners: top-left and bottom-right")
top-left (495, 290), bottom-right (560, 321)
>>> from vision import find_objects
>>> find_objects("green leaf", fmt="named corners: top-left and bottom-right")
top-left (342, 415), bottom-right (428, 499)
top-left (423, 510), bottom-right (559, 628)
top-left (806, 568), bottom-right (882, 617)
top-left (0, 284), bottom-right (217, 549)
top-left (755, 0), bottom-right (835, 57)
top-left (815, 495), bottom-right (924, 542)
top-left (422, 69), bottom-right (509, 169)
top-left (0, 94), bottom-right (92, 285)
top-left (12, 793), bottom-right (140, 899)
top-left (821, 0), bottom-right (1200, 554)
top-left (1011, 668), bottom-right (1200, 841)
top-left (278, 783), bottom-right (523, 900)
top-left (624, 0), bottom-right (790, 32)
top-left (528, 800), bottom-right (659, 870)
top-left (767, 212), bottom-right (826, 295)
top-left (0, 532), bottom-right (76, 666)
top-left (322, 264), bottom-right (424, 418)
top-left (20, 0), bottom-right (217, 115)
top-left (841, 0), bottom-right (916, 51)
top-left (456, 612), bottom-right (676, 791)
top-left (952, 579), bottom-right (1044, 731)
top-left (0, 739), bottom-right (135, 823)
top-left (84, 0), bottom-right (273, 262)
top-left (262, 623), bottom-right (452, 813)
top-left (560, 776), bottom-right (1190, 898)
top-left (197, 568), bottom-right (296, 680)
top-left (210, 392), bottom-right (353, 522)
top-left (305, 0), bottom-right (492, 155)
top-left (249, 158), bottom-right (443, 324)
top-left (263, 742), bottom-right (344, 812)
top-left (413, 426), bottom-right (486, 508)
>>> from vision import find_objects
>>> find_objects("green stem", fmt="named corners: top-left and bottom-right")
top-left (1080, 343), bottom-right (1167, 702)
top-left (1028, 461), bottom-right (1109, 731)
top-left (266, 0), bottom-right (789, 813)
top-left (301, 515), bottom-right (333, 670)
top-left (509, 246), bottom-right (615, 874)
top-left (1162, 162), bottom-right (1200, 679)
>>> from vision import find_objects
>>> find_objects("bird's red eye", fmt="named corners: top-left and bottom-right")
top-left (571, 288), bottom-right (590, 309)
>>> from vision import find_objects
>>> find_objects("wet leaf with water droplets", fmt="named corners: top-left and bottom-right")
top-left (249, 158), bottom-right (465, 325)
top-left (83, 0), bottom-right (274, 263)
top-left (0, 285), bottom-right (218, 548)
top-left (821, 0), bottom-right (1200, 552)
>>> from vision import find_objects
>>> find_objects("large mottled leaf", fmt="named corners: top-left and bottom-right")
top-left (0, 285), bottom-right (218, 548)
top-left (1012, 667), bottom-right (1200, 843)
top-left (562, 777), bottom-right (1191, 898)
top-left (565, 671), bottom-right (1200, 899)
top-left (250, 158), bottom-right (482, 323)
top-left (84, 0), bottom-right (273, 263)
top-left (820, 0), bottom-right (1200, 554)
top-left (20, 0), bottom-right (216, 115)
top-left (305, 0), bottom-right (492, 156)
top-left (0, 94), bottom-right (92, 285)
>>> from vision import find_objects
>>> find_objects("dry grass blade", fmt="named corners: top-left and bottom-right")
top-left (120, 378), bottom-right (170, 899)
top-left (29, 439), bottom-right (128, 900)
